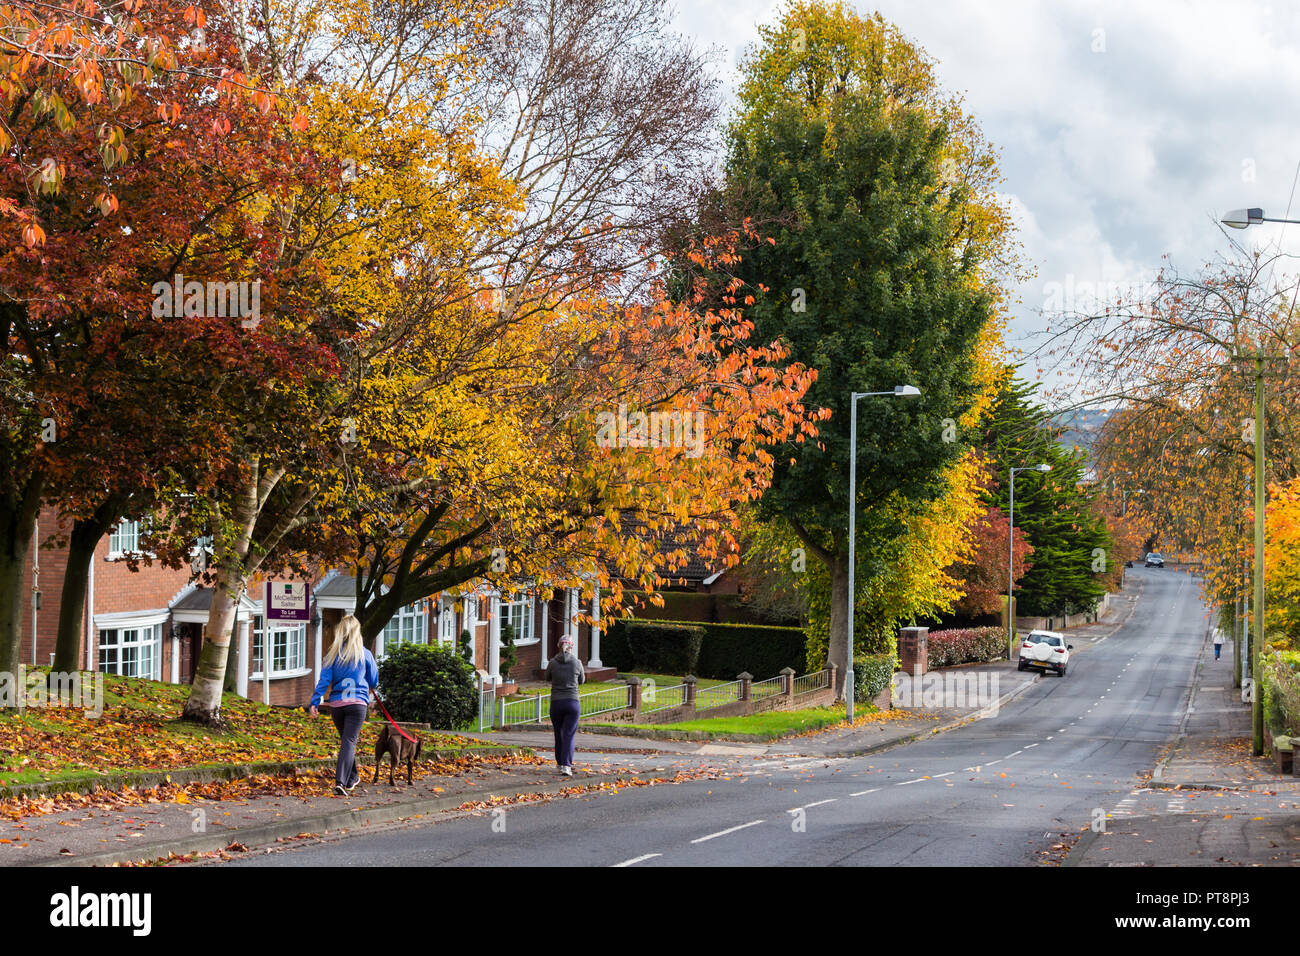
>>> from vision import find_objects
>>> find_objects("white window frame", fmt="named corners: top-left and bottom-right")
top-left (250, 614), bottom-right (309, 679)
top-left (98, 623), bottom-right (161, 679)
top-left (380, 602), bottom-right (427, 659)
top-left (501, 592), bottom-right (537, 645)
top-left (107, 519), bottom-right (143, 560)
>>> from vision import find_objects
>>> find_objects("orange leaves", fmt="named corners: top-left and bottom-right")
top-left (94, 191), bottom-right (119, 216)
top-left (21, 221), bottom-right (46, 248)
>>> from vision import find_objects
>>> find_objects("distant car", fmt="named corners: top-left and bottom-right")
top-left (1018, 630), bottom-right (1073, 677)
top-left (1145, 552), bottom-right (1164, 568)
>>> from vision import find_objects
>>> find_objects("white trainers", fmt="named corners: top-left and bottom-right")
top-left (561, 766), bottom-right (573, 776)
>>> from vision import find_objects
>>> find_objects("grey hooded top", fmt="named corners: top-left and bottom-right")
top-left (547, 651), bottom-right (586, 701)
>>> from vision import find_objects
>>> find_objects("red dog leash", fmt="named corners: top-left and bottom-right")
top-left (374, 693), bottom-right (419, 744)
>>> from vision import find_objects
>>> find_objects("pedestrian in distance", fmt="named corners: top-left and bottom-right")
top-left (547, 636), bottom-right (585, 776)
top-left (308, 614), bottom-right (379, 796)
top-left (1213, 630), bottom-right (1225, 661)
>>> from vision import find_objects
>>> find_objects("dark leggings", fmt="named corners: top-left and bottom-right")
top-left (551, 698), bottom-right (580, 766)
top-left (329, 703), bottom-right (368, 787)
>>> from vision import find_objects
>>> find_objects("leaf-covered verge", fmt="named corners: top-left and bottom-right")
top-left (0, 670), bottom-right (506, 789)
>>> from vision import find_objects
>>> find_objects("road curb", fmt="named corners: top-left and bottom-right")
top-left (1061, 827), bottom-right (1101, 867)
top-left (37, 768), bottom-right (678, 867)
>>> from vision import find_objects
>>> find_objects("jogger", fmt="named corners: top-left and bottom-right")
top-left (551, 698), bottom-right (580, 769)
top-left (546, 636), bottom-right (585, 776)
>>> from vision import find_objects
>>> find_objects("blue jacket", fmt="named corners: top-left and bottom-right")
top-left (310, 650), bottom-right (379, 708)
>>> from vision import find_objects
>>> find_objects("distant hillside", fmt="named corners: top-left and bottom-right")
top-left (1051, 407), bottom-right (1113, 457)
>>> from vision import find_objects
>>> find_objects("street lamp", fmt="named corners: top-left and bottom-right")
top-left (1217, 205), bottom-right (1294, 754)
top-left (1007, 463), bottom-right (1051, 661)
top-left (847, 384), bottom-right (922, 721)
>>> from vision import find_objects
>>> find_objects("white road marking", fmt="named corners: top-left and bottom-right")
top-left (1004, 751), bottom-right (1023, 759)
top-left (933, 771), bottom-right (955, 777)
top-left (1025, 743), bottom-right (1039, 749)
top-left (896, 777), bottom-right (926, 786)
top-left (850, 788), bottom-right (880, 797)
top-left (613, 853), bottom-right (661, 867)
top-left (802, 799), bottom-right (837, 809)
top-left (691, 820), bottom-right (765, 844)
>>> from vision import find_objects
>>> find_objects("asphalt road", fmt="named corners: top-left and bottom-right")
top-left (229, 568), bottom-right (1209, 867)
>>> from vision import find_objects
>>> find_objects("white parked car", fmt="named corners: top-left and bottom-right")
top-left (1017, 630), bottom-right (1073, 677)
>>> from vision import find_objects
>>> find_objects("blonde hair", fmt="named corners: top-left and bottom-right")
top-left (324, 614), bottom-right (365, 669)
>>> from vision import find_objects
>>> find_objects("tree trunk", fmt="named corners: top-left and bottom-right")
top-left (52, 517), bottom-right (108, 674)
top-left (182, 567), bottom-right (242, 726)
top-left (827, 551), bottom-right (850, 700)
top-left (0, 479), bottom-right (43, 696)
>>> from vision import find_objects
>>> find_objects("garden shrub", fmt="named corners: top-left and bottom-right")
top-left (926, 626), bottom-right (1006, 668)
top-left (854, 653), bottom-right (896, 703)
top-left (377, 643), bottom-right (477, 730)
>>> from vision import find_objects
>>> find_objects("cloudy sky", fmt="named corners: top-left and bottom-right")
top-left (672, 0), bottom-right (1300, 393)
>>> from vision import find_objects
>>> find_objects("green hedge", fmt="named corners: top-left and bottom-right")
top-left (853, 653), bottom-right (896, 703)
top-left (603, 618), bottom-right (808, 679)
top-left (694, 621), bottom-right (807, 679)
top-left (623, 622), bottom-right (705, 673)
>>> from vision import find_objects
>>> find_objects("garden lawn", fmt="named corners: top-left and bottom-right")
top-left (594, 705), bottom-right (856, 740)
top-left (0, 671), bottom-right (509, 787)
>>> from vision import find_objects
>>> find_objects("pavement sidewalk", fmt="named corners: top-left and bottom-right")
top-left (1152, 628), bottom-right (1295, 790)
top-left (0, 754), bottom-right (694, 867)
top-left (1064, 621), bottom-right (1300, 866)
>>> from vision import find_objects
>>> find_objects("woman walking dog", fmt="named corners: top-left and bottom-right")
top-left (309, 615), bottom-right (379, 795)
top-left (546, 636), bottom-right (585, 776)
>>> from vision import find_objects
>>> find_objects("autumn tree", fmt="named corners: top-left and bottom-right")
top-left (949, 506), bottom-right (1034, 618)
top-left (715, 1), bottom-right (1022, 694)
top-left (0, 0), bottom-right (308, 686)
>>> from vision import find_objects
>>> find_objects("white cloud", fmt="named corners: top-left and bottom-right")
top-left (671, 0), bottom-right (1300, 389)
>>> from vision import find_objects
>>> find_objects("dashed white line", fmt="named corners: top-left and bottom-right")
top-left (613, 853), bottom-right (661, 867)
top-left (691, 820), bottom-right (765, 844)
top-left (933, 771), bottom-right (955, 778)
top-left (896, 777), bottom-right (927, 786)
top-left (1025, 743), bottom-right (1039, 749)
top-left (802, 799), bottom-right (837, 809)
top-left (1004, 751), bottom-right (1023, 759)
top-left (850, 788), bottom-right (880, 797)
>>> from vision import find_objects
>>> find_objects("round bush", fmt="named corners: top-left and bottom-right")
top-left (854, 653), bottom-right (896, 703)
top-left (377, 643), bottom-right (477, 730)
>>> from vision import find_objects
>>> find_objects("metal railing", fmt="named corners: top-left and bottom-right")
top-left (694, 679), bottom-right (742, 712)
top-left (479, 666), bottom-right (831, 730)
top-left (749, 674), bottom-right (785, 701)
top-left (577, 684), bottom-right (633, 719)
top-left (792, 669), bottom-right (830, 697)
top-left (639, 681), bottom-right (688, 715)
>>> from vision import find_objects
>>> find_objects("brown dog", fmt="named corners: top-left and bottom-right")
top-left (373, 722), bottom-right (423, 786)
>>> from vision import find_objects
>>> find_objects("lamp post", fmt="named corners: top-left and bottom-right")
top-left (1007, 463), bottom-right (1051, 660)
top-left (1219, 206), bottom-right (1295, 754)
top-left (846, 384), bottom-right (921, 721)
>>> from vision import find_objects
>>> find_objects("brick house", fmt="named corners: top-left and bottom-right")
top-left (18, 507), bottom-right (615, 707)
